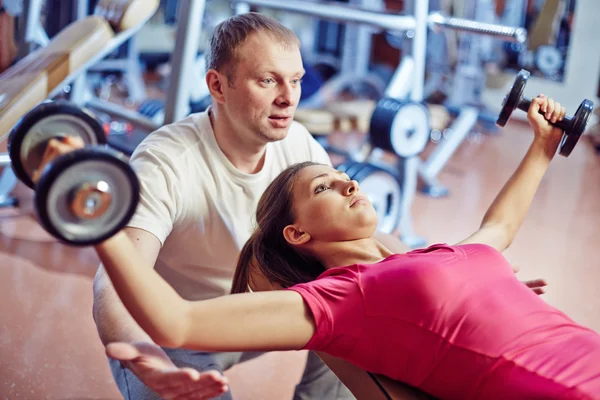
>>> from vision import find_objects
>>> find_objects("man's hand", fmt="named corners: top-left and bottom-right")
top-left (511, 264), bottom-right (547, 295)
top-left (106, 342), bottom-right (229, 400)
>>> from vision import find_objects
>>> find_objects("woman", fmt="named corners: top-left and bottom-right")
top-left (55, 95), bottom-right (600, 399)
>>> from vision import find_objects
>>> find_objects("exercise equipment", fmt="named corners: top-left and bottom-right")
top-left (369, 98), bottom-right (430, 158)
top-left (497, 69), bottom-right (594, 157)
top-left (7, 101), bottom-right (139, 245)
top-left (0, 0), bottom-right (158, 209)
top-left (9, 101), bottom-right (108, 189)
top-left (418, 0), bottom-right (519, 197)
top-left (337, 161), bottom-right (402, 235)
top-left (535, 45), bottom-right (563, 78)
top-left (0, 0), bottom-right (159, 137)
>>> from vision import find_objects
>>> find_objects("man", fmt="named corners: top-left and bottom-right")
top-left (95, 12), bottom-right (546, 400)
top-left (95, 12), bottom-right (360, 400)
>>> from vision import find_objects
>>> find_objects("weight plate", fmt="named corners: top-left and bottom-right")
top-left (390, 102), bottom-right (430, 157)
top-left (497, 69), bottom-right (529, 127)
top-left (351, 163), bottom-right (402, 234)
top-left (559, 99), bottom-right (594, 157)
top-left (8, 100), bottom-right (107, 189)
top-left (34, 147), bottom-right (139, 246)
top-left (370, 98), bottom-right (430, 158)
top-left (536, 46), bottom-right (563, 77)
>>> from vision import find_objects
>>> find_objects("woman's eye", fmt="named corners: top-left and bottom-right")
top-left (315, 184), bottom-right (329, 194)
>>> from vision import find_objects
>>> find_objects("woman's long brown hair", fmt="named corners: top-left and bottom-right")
top-left (231, 162), bottom-right (326, 294)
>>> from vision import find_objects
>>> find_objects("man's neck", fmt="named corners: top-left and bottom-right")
top-left (209, 107), bottom-right (267, 174)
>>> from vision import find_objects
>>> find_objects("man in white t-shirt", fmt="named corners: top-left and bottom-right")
top-left (93, 12), bottom-right (410, 400)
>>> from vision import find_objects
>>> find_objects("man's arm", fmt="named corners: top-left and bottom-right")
top-left (92, 227), bottom-right (162, 345)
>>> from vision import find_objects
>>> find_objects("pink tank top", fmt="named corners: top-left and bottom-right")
top-left (288, 243), bottom-right (600, 399)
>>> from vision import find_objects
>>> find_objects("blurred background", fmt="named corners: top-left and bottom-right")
top-left (1, 0), bottom-right (599, 398)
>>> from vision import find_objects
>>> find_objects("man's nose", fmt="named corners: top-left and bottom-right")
top-left (275, 82), bottom-right (296, 107)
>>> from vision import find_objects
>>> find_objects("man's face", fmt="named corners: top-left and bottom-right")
top-left (221, 31), bottom-right (305, 145)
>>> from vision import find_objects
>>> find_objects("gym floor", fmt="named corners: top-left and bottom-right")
top-left (1, 117), bottom-right (600, 399)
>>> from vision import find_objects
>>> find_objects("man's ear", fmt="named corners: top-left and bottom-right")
top-left (283, 225), bottom-right (311, 246)
top-left (206, 69), bottom-right (226, 104)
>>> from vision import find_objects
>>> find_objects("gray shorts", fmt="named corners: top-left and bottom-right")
top-left (109, 348), bottom-right (355, 400)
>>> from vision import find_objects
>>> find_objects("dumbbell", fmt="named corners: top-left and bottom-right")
top-left (8, 100), bottom-right (140, 246)
top-left (496, 69), bottom-right (595, 157)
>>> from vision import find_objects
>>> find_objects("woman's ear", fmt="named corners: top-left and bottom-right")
top-left (283, 225), bottom-right (311, 246)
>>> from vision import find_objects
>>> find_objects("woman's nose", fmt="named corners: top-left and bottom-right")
top-left (343, 180), bottom-right (359, 196)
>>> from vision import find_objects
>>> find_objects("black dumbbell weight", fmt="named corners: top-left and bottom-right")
top-left (496, 69), bottom-right (594, 157)
top-left (8, 100), bottom-right (108, 189)
top-left (34, 147), bottom-right (140, 246)
top-left (8, 101), bottom-right (140, 246)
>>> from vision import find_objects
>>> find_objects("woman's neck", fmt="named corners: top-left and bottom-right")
top-left (312, 237), bottom-right (394, 269)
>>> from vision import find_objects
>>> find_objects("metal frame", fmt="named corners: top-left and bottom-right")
top-left (15, 0), bottom-right (49, 58)
top-left (162, 0), bottom-right (207, 125)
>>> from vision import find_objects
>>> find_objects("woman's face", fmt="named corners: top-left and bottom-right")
top-left (285, 164), bottom-right (378, 244)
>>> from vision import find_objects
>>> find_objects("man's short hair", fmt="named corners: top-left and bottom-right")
top-left (206, 12), bottom-right (300, 84)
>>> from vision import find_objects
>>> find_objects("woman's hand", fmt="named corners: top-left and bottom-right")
top-left (527, 94), bottom-right (566, 156)
top-left (32, 136), bottom-right (85, 184)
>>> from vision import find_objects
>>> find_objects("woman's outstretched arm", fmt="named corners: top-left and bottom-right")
top-left (95, 231), bottom-right (315, 352)
top-left (457, 95), bottom-right (566, 252)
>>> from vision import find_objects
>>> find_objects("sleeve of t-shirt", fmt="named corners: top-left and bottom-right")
top-left (286, 278), bottom-right (343, 351)
top-left (127, 144), bottom-right (185, 245)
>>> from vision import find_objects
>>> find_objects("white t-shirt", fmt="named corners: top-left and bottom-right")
top-left (128, 110), bottom-right (331, 301)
